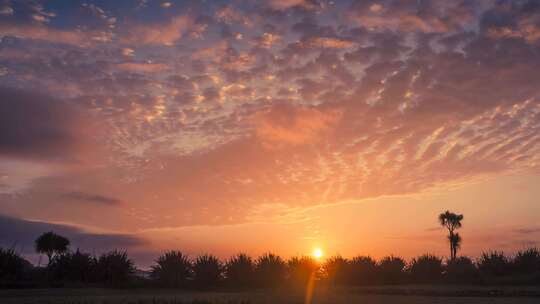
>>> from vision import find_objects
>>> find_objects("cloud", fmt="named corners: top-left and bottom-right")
top-left (120, 15), bottom-right (192, 46)
top-left (0, 214), bottom-right (145, 257)
top-left (116, 62), bottom-right (168, 73)
top-left (62, 191), bottom-right (123, 206)
top-left (0, 86), bottom-right (95, 161)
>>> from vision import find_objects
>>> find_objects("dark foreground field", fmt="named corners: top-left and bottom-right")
top-left (2, 286), bottom-right (540, 304)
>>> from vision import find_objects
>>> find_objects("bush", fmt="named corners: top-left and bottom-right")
top-left (378, 256), bottom-right (406, 284)
top-left (151, 251), bottom-right (192, 288)
top-left (323, 256), bottom-right (350, 286)
top-left (95, 250), bottom-right (135, 287)
top-left (192, 254), bottom-right (222, 289)
top-left (444, 256), bottom-right (480, 284)
top-left (224, 253), bottom-right (255, 289)
top-left (512, 248), bottom-right (540, 275)
top-left (287, 256), bottom-right (319, 288)
top-left (255, 253), bottom-right (286, 288)
top-left (477, 251), bottom-right (511, 277)
top-left (408, 254), bottom-right (443, 283)
top-left (48, 249), bottom-right (96, 283)
top-left (349, 256), bottom-right (378, 285)
top-left (0, 248), bottom-right (32, 287)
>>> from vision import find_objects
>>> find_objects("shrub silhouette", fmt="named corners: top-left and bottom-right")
top-left (477, 251), bottom-right (511, 277)
top-left (49, 249), bottom-right (96, 283)
top-left (254, 253), bottom-right (287, 288)
top-left (408, 254), bottom-right (443, 283)
top-left (349, 255), bottom-right (378, 285)
top-left (323, 255), bottom-right (350, 286)
top-left (224, 253), bottom-right (255, 289)
top-left (378, 256), bottom-right (406, 284)
top-left (445, 256), bottom-right (480, 284)
top-left (151, 251), bottom-right (192, 288)
top-left (35, 231), bottom-right (70, 265)
top-left (95, 250), bottom-right (135, 287)
top-left (287, 256), bottom-right (319, 288)
top-left (192, 254), bottom-right (222, 289)
top-left (0, 248), bottom-right (32, 286)
top-left (512, 248), bottom-right (540, 275)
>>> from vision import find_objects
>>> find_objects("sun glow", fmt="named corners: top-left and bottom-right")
top-left (312, 248), bottom-right (324, 260)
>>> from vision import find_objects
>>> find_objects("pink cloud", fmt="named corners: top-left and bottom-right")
top-left (121, 15), bottom-right (192, 46)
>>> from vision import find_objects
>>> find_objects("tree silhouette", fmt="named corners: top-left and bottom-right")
top-left (192, 254), bottom-right (222, 289)
top-left (34, 231), bottom-right (70, 266)
top-left (224, 253), bottom-right (255, 289)
top-left (438, 211), bottom-right (463, 260)
top-left (151, 250), bottom-right (192, 288)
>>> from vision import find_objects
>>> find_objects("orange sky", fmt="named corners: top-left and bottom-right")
top-left (1, 0), bottom-right (540, 268)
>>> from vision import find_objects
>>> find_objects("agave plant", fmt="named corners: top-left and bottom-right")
top-left (151, 250), bottom-right (192, 288)
top-left (408, 254), bottom-right (443, 283)
top-left (349, 255), bottom-right (378, 285)
top-left (477, 251), bottom-right (510, 277)
top-left (378, 255), bottom-right (406, 284)
top-left (0, 248), bottom-right (32, 284)
top-left (445, 256), bottom-right (480, 284)
top-left (255, 253), bottom-right (287, 287)
top-left (224, 253), bottom-right (255, 289)
top-left (512, 248), bottom-right (540, 275)
top-left (49, 249), bottom-right (96, 283)
top-left (95, 250), bottom-right (135, 287)
top-left (192, 254), bottom-right (222, 288)
top-left (287, 256), bottom-right (319, 287)
top-left (323, 255), bottom-right (350, 285)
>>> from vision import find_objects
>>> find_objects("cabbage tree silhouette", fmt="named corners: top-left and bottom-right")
top-left (34, 231), bottom-right (70, 266)
top-left (512, 248), bottom-right (540, 275)
top-left (477, 251), bottom-right (510, 277)
top-left (439, 211), bottom-right (463, 260)
top-left (408, 254), bottom-right (443, 283)
top-left (378, 256), bottom-right (406, 284)
top-left (49, 249), bottom-right (95, 283)
top-left (192, 254), bottom-right (222, 289)
top-left (95, 250), bottom-right (134, 287)
top-left (255, 253), bottom-right (287, 288)
top-left (224, 253), bottom-right (255, 289)
top-left (0, 248), bottom-right (32, 286)
top-left (323, 255), bottom-right (350, 286)
top-left (287, 256), bottom-right (319, 288)
top-left (349, 255), bottom-right (378, 285)
top-left (151, 250), bottom-right (192, 288)
top-left (445, 256), bottom-right (480, 284)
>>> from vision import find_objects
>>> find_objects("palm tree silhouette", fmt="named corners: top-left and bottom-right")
top-left (438, 211), bottom-right (463, 260)
top-left (34, 231), bottom-right (70, 266)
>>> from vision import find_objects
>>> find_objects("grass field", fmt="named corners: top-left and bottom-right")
top-left (1, 286), bottom-right (540, 304)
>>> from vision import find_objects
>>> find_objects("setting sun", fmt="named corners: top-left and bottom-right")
top-left (312, 248), bottom-right (324, 260)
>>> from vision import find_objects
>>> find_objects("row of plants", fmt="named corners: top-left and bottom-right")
top-left (2, 240), bottom-right (540, 288)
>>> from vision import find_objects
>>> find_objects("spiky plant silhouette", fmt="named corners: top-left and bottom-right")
top-left (323, 255), bottom-right (350, 286)
top-left (349, 255), bottom-right (378, 285)
top-left (49, 249), bottom-right (96, 283)
top-left (445, 256), bottom-right (479, 284)
top-left (224, 253), bottom-right (255, 289)
top-left (255, 253), bottom-right (287, 288)
top-left (477, 251), bottom-right (510, 277)
top-left (439, 211), bottom-right (463, 260)
top-left (378, 255), bottom-right (406, 284)
top-left (95, 250), bottom-right (134, 287)
top-left (151, 250), bottom-right (192, 288)
top-left (34, 231), bottom-right (70, 266)
top-left (0, 248), bottom-right (31, 284)
top-left (408, 254), bottom-right (443, 283)
top-left (192, 254), bottom-right (222, 289)
top-left (513, 248), bottom-right (540, 275)
top-left (287, 256), bottom-right (319, 287)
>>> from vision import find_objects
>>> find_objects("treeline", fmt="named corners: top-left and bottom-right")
top-left (2, 246), bottom-right (540, 289)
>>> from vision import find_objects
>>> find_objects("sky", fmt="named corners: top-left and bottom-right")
top-left (1, 0), bottom-right (540, 268)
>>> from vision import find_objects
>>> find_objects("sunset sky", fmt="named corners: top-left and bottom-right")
top-left (1, 0), bottom-right (540, 268)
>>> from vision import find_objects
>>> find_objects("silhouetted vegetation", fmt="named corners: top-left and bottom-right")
top-left (94, 250), bottom-right (135, 287)
top-left (254, 253), bottom-right (287, 288)
top-left (34, 231), bottom-right (70, 266)
top-left (408, 254), bottom-right (443, 283)
top-left (439, 211), bottom-right (463, 261)
top-left (151, 250), bottom-right (192, 288)
top-left (192, 254), bottom-right (222, 289)
top-left (0, 248), bottom-right (32, 288)
top-left (349, 255), bottom-right (378, 285)
top-left (224, 253), bottom-right (255, 289)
